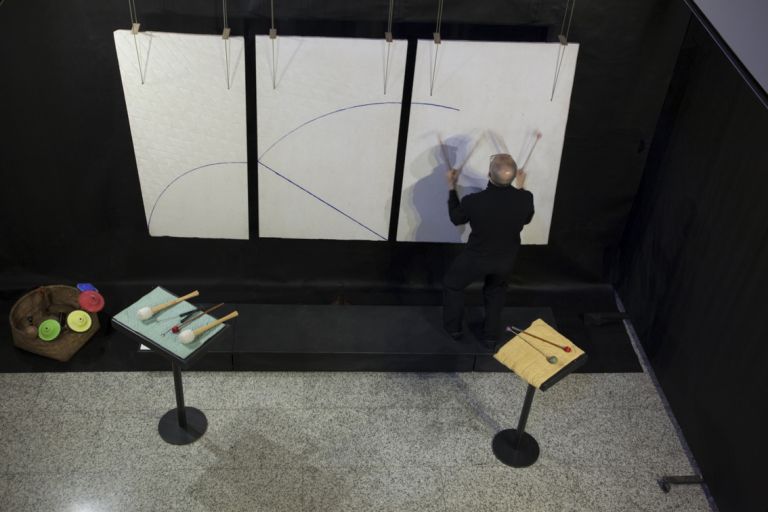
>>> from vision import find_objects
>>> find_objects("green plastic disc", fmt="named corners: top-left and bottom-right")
top-left (38, 319), bottom-right (61, 341)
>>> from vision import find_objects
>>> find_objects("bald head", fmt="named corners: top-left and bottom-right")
top-left (489, 154), bottom-right (518, 186)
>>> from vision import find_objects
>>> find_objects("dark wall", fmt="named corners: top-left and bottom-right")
top-left (0, 0), bottom-right (689, 296)
top-left (618, 17), bottom-right (768, 512)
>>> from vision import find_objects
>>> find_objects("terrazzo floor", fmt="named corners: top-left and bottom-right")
top-left (0, 371), bottom-right (713, 511)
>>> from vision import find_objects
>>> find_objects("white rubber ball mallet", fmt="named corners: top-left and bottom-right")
top-left (179, 311), bottom-right (239, 344)
top-left (137, 291), bottom-right (200, 321)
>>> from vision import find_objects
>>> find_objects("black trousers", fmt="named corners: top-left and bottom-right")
top-left (443, 250), bottom-right (515, 339)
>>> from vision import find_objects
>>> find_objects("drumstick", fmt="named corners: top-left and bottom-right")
top-left (519, 131), bottom-right (542, 170)
top-left (515, 335), bottom-right (558, 364)
top-left (166, 303), bottom-right (225, 335)
top-left (179, 311), bottom-right (238, 344)
top-left (137, 291), bottom-right (200, 320)
top-left (156, 308), bottom-right (199, 325)
top-left (506, 325), bottom-right (571, 352)
top-left (456, 131), bottom-right (486, 171)
top-left (437, 134), bottom-right (453, 169)
top-left (487, 130), bottom-right (508, 155)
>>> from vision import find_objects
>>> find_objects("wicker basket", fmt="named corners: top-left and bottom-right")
top-left (9, 285), bottom-right (100, 362)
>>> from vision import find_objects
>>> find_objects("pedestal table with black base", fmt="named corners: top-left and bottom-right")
top-left (491, 319), bottom-right (588, 468)
top-left (112, 286), bottom-right (233, 446)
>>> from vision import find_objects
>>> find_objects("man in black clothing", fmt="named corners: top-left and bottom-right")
top-left (443, 153), bottom-right (534, 345)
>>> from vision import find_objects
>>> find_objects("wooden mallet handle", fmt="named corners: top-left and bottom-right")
top-left (457, 132), bottom-right (486, 171)
top-left (437, 134), bottom-right (452, 168)
top-left (519, 131), bottom-right (542, 170)
top-left (192, 311), bottom-right (238, 337)
top-left (151, 291), bottom-right (200, 314)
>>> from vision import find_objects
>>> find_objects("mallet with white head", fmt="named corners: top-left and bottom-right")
top-left (137, 290), bottom-right (200, 321)
top-left (179, 311), bottom-right (239, 344)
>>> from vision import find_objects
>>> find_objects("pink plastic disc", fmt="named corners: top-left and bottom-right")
top-left (78, 291), bottom-right (105, 313)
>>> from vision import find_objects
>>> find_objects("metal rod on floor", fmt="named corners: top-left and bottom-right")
top-left (657, 475), bottom-right (704, 493)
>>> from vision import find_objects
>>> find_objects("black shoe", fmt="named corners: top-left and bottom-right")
top-left (481, 337), bottom-right (499, 350)
top-left (446, 330), bottom-right (463, 341)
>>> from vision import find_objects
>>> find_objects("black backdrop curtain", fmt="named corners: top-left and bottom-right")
top-left (617, 17), bottom-right (768, 512)
top-left (0, 0), bottom-right (689, 294)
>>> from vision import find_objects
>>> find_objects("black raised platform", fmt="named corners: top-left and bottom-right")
top-left (138, 305), bottom-right (554, 372)
top-left (0, 293), bottom-right (642, 373)
top-left (239, 304), bottom-right (552, 371)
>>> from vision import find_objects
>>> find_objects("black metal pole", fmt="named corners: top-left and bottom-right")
top-left (158, 360), bottom-right (206, 445)
top-left (515, 384), bottom-right (536, 448)
top-left (172, 361), bottom-right (187, 428)
top-left (491, 382), bottom-right (541, 467)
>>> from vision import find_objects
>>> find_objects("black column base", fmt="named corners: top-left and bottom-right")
top-left (492, 428), bottom-right (540, 468)
top-left (158, 407), bottom-right (207, 445)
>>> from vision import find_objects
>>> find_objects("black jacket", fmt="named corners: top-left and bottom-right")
top-left (448, 182), bottom-right (534, 256)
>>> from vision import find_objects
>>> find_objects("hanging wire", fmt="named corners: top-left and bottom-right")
top-left (270, 0), bottom-right (277, 89)
top-left (128, 0), bottom-right (145, 84)
top-left (558, 0), bottom-right (570, 37)
top-left (128, 0), bottom-right (138, 25)
top-left (429, 0), bottom-right (445, 96)
top-left (435, 0), bottom-right (444, 35)
top-left (222, 0), bottom-right (231, 90)
top-left (383, 0), bottom-right (395, 94)
top-left (550, 0), bottom-right (576, 101)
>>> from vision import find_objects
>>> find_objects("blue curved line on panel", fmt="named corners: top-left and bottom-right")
top-left (147, 161), bottom-right (248, 230)
top-left (258, 101), bottom-right (460, 159)
top-left (147, 101), bottom-right (459, 236)
top-left (256, 101), bottom-right (459, 238)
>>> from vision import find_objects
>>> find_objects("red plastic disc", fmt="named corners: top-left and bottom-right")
top-left (78, 291), bottom-right (105, 313)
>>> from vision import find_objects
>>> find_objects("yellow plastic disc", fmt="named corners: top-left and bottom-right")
top-left (67, 310), bottom-right (92, 333)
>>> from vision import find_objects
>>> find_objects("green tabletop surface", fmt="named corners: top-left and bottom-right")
top-left (112, 287), bottom-right (225, 360)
